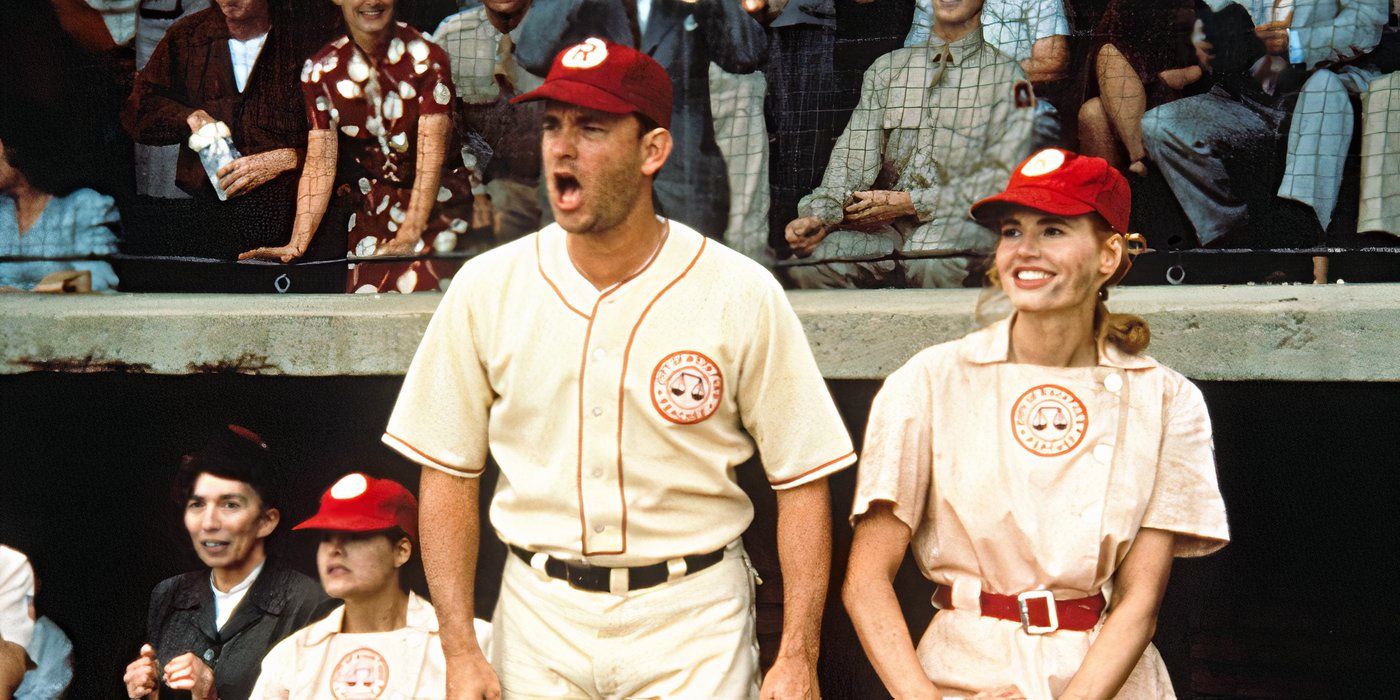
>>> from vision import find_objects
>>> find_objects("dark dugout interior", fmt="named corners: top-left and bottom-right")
top-left (1, 373), bottom-right (1396, 698)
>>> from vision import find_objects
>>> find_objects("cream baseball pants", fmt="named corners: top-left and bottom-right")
top-left (490, 542), bottom-right (759, 699)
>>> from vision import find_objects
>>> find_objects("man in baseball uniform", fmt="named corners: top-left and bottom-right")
top-left (383, 38), bottom-right (855, 699)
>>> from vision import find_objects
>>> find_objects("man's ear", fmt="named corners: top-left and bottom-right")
top-left (640, 128), bottom-right (673, 177)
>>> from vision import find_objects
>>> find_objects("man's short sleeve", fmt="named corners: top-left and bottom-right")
top-left (1033, 0), bottom-right (1071, 41)
top-left (850, 360), bottom-right (933, 531)
top-left (1142, 374), bottom-right (1230, 557)
top-left (0, 547), bottom-right (35, 653)
top-left (737, 278), bottom-right (856, 490)
top-left (383, 273), bottom-right (492, 477)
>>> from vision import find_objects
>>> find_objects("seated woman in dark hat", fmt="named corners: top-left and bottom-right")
top-left (122, 425), bottom-right (333, 700)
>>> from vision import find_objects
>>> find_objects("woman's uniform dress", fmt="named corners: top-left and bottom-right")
top-left (852, 317), bottom-right (1229, 699)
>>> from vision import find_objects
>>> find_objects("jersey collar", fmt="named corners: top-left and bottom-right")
top-left (961, 315), bottom-right (1156, 370)
top-left (535, 219), bottom-right (705, 319)
top-left (298, 592), bottom-right (437, 647)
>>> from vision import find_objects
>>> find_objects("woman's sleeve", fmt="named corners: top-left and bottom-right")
top-left (72, 192), bottom-right (120, 291)
top-left (301, 55), bottom-right (338, 131)
top-left (850, 357), bottom-right (934, 532)
top-left (1142, 374), bottom-right (1230, 557)
top-left (418, 40), bottom-right (457, 117)
top-left (122, 27), bottom-right (196, 145)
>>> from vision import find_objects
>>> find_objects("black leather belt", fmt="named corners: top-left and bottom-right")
top-left (509, 545), bottom-right (725, 593)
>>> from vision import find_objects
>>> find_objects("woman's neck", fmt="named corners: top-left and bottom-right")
top-left (7, 182), bottom-right (51, 235)
top-left (225, 11), bottom-right (271, 41)
top-left (212, 548), bottom-right (266, 592)
top-left (1009, 305), bottom-right (1099, 368)
top-left (350, 27), bottom-right (391, 58)
top-left (341, 585), bottom-right (410, 634)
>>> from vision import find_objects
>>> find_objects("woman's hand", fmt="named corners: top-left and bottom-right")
top-left (185, 110), bottom-right (218, 133)
top-left (785, 217), bottom-right (829, 258)
top-left (123, 644), bottom-right (160, 698)
top-left (163, 652), bottom-right (217, 699)
top-left (218, 149), bottom-right (298, 198)
top-left (238, 243), bottom-right (305, 264)
top-left (374, 235), bottom-right (423, 258)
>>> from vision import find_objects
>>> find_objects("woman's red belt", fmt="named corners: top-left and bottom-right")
top-left (933, 585), bottom-right (1106, 634)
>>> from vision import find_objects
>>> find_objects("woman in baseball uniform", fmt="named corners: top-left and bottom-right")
top-left (253, 473), bottom-right (479, 699)
top-left (844, 148), bottom-right (1229, 699)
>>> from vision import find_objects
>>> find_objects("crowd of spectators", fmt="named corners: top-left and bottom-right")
top-left (0, 0), bottom-right (1397, 293)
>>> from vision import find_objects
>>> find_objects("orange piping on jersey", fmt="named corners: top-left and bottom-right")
top-left (615, 238), bottom-right (707, 556)
top-left (576, 297), bottom-right (600, 556)
top-left (536, 234), bottom-right (592, 320)
top-left (768, 450), bottom-right (857, 487)
top-left (574, 224), bottom-right (673, 557)
top-left (384, 432), bottom-right (486, 475)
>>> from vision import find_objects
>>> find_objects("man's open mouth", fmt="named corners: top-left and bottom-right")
top-left (554, 173), bottom-right (582, 211)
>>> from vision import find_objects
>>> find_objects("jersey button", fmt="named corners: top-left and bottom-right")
top-left (591, 468), bottom-right (603, 478)
top-left (1103, 373), bottom-right (1123, 393)
top-left (592, 406), bottom-right (603, 417)
top-left (593, 348), bottom-right (606, 361)
top-left (593, 524), bottom-right (605, 533)
top-left (1093, 443), bottom-right (1115, 463)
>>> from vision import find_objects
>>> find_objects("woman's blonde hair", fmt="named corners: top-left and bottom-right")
top-left (980, 217), bottom-right (1150, 355)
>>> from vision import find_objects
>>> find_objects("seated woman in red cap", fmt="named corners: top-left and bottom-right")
top-left (843, 149), bottom-right (1230, 699)
top-left (251, 473), bottom-right (473, 698)
top-left (239, 0), bottom-right (476, 294)
top-left (123, 425), bottom-right (333, 700)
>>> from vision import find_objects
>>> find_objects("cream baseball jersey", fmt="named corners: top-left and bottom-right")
top-left (384, 220), bottom-right (856, 566)
top-left (251, 594), bottom-right (448, 699)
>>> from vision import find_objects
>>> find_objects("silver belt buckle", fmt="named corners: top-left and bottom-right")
top-left (1017, 590), bottom-right (1058, 635)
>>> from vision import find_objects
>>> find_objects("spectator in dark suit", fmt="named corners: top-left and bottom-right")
top-left (514, 0), bottom-right (768, 239)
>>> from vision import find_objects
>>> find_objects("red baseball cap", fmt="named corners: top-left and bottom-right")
top-left (294, 473), bottom-right (418, 541)
top-left (511, 37), bottom-right (673, 129)
top-left (970, 149), bottom-right (1132, 234)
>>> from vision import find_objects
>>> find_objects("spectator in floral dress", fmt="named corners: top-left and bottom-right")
top-left (241, 0), bottom-right (474, 293)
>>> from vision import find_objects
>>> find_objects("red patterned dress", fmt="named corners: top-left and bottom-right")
top-left (301, 22), bottom-right (473, 293)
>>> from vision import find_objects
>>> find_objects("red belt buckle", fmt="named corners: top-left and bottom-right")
top-left (1017, 590), bottom-right (1058, 634)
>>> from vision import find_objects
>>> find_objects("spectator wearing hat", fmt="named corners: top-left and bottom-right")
top-left (122, 425), bottom-right (333, 700)
top-left (844, 149), bottom-right (1228, 699)
top-left (513, 0), bottom-right (768, 240)
top-left (252, 473), bottom-right (463, 699)
top-left (783, 0), bottom-right (1036, 289)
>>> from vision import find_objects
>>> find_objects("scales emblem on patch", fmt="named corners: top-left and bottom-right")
top-left (329, 647), bottom-right (390, 699)
top-left (1011, 384), bottom-right (1088, 457)
top-left (651, 351), bottom-right (723, 424)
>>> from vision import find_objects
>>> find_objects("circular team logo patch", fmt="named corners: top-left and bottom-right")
top-left (329, 647), bottom-right (390, 699)
top-left (651, 351), bottom-right (723, 424)
top-left (561, 38), bottom-right (608, 69)
top-left (1011, 384), bottom-right (1088, 457)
